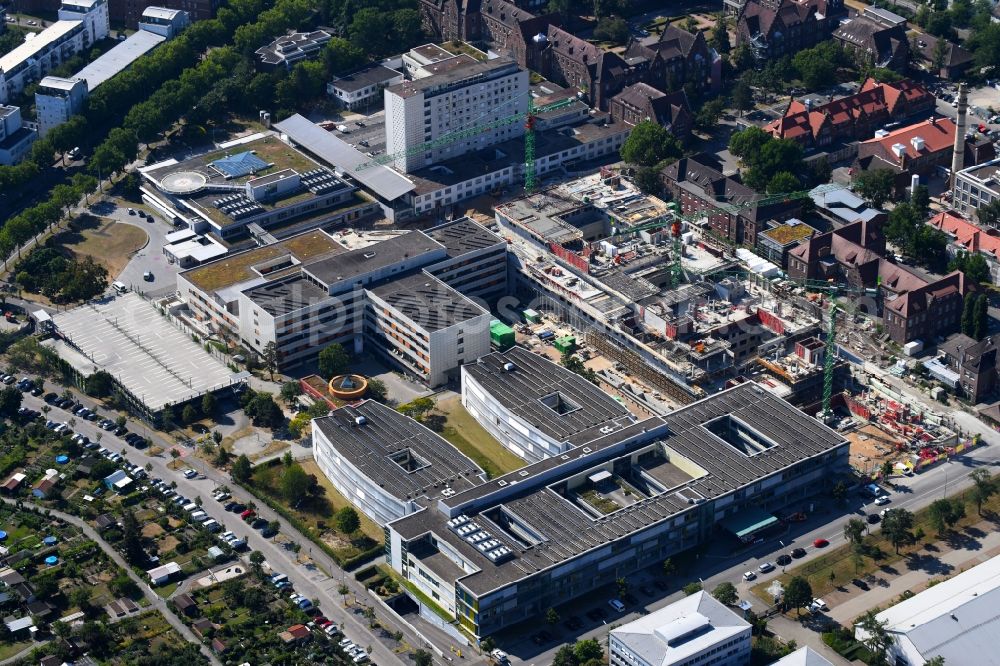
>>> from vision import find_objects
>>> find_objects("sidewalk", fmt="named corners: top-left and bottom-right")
top-left (829, 524), bottom-right (1000, 625)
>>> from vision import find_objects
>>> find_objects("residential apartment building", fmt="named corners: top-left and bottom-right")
top-left (35, 77), bottom-right (88, 137)
top-left (385, 381), bottom-right (848, 637)
top-left (764, 78), bottom-right (934, 152)
top-left (137, 6), bottom-right (190, 38)
top-left (108, 0), bottom-right (213, 27)
top-left (0, 105), bottom-right (37, 166)
top-left (0, 1), bottom-right (107, 105)
top-left (384, 57), bottom-right (528, 173)
top-left (736, 0), bottom-right (845, 63)
top-left (176, 219), bottom-right (505, 384)
top-left (57, 0), bottom-right (110, 43)
top-left (953, 157), bottom-right (1000, 219)
top-left (609, 592), bottom-right (752, 666)
top-left (660, 156), bottom-right (802, 245)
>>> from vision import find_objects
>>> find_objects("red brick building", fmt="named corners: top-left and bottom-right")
top-left (764, 78), bottom-right (935, 151)
top-left (609, 83), bottom-right (692, 138)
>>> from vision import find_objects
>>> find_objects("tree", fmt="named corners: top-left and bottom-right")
top-left (843, 518), bottom-right (866, 546)
top-left (248, 550), bottom-right (265, 575)
top-left (973, 293), bottom-right (989, 340)
top-left (546, 607), bottom-right (560, 625)
top-left (858, 610), bottom-right (892, 661)
top-left (553, 645), bottom-right (578, 666)
top-left (84, 370), bottom-right (115, 397)
top-left (616, 577), bottom-right (628, 599)
top-left (336, 506), bottom-right (361, 535)
top-left (398, 397), bottom-right (435, 422)
top-left (243, 391), bottom-right (284, 428)
top-left (712, 582), bottom-right (738, 605)
top-left (925, 657), bottom-right (946, 666)
top-left (728, 126), bottom-right (771, 162)
top-left (950, 252), bottom-right (991, 285)
top-left (594, 17), bottom-right (629, 44)
top-left (120, 512), bottom-right (144, 564)
top-left (267, 519), bottom-right (280, 535)
top-left (413, 650), bottom-right (433, 666)
top-left (573, 639), bottom-right (604, 663)
top-left (881, 508), bottom-right (915, 553)
top-left (662, 557), bottom-right (676, 577)
top-left (962, 292), bottom-right (977, 336)
top-left (201, 391), bottom-right (217, 417)
top-left (261, 342), bottom-right (278, 380)
top-left (969, 468), bottom-right (996, 515)
top-left (928, 498), bottom-right (965, 535)
top-left (767, 171), bottom-right (800, 195)
top-left (694, 97), bottom-right (726, 131)
top-left (682, 581), bottom-right (702, 595)
top-left (280, 381), bottom-right (302, 404)
top-left (978, 199), bottom-right (1000, 228)
top-left (181, 404), bottom-right (199, 425)
top-left (620, 120), bottom-right (682, 167)
top-left (710, 14), bottom-right (731, 53)
top-left (0, 387), bottom-right (22, 416)
top-left (731, 79), bottom-right (753, 116)
top-left (784, 576), bottom-right (812, 615)
top-left (853, 169), bottom-right (895, 208)
top-left (231, 454), bottom-right (252, 483)
top-left (831, 480), bottom-right (849, 504)
top-left (280, 463), bottom-right (311, 506)
top-left (318, 342), bottom-right (351, 377)
top-left (911, 184), bottom-right (930, 217)
top-left (366, 378), bottom-right (387, 402)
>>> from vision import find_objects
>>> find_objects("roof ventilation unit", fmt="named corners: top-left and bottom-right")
top-left (503, 362), bottom-right (516, 372)
top-left (354, 416), bottom-right (367, 426)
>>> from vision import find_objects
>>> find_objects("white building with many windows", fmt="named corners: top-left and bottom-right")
top-left (953, 157), bottom-right (1000, 221)
top-left (176, 218), bottom-right (504, 384)
top-left (610, 592), bottom-right (751, 666)
top-left (57, 0), bottom-right (109, 42)
top-left (35, 76), bottom-right (88, 137)
top-left (0, 105), bottom-right (37, 165)
top-left (384, 56), bottom-right (528, 173)
top-left (461, 346), bottom-right (637, 463)
top-left (312, 400), bottom-right (486, 526)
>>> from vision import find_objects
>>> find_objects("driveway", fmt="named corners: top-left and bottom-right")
top-left (101, 204), bottom-right (181, 296)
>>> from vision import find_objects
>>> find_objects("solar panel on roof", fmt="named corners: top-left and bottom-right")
top-left (212, 151), bottom-right (269, 178)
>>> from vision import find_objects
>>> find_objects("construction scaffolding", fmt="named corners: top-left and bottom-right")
top-left (586, 331), bottom-right (701, 405)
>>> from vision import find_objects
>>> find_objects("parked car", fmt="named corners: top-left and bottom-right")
top-left (608, 599), bottom-right (626, 612)
top-left (791, 547), bottom-right (807, 558)
top-left (813, 538), bottom-right (829, 548)
top-left (809, 598), bottom-right (828, 612)
top-left (776, 554), bottom-right (792, 566)
top-left (852, 578), bottom-right (870, 590)
top-left (874, 495), bottom-right (891, 506)
top-left (743, 571), bottom-right (757, 581)
top-left (758, 562), bottom-right (775, 573)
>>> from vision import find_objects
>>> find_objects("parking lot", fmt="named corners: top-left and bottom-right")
top-left (48, 292), bottom-right (246, 413)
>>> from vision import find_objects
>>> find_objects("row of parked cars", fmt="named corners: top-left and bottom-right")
top-left (147, 480), bottom-right (222, 532)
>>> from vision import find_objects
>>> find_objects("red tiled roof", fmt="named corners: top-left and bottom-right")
top-left (929, 211), bottom-right (1000, 259)
top-left (859, 117), bottom-right (956, 163)
top-left (287, 624), bottom-right (310, 639)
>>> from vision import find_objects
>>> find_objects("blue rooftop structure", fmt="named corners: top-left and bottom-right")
top-left (43, 536), bottom-right (57, 546)
top-left (211, 151), bottom-right (268, 178)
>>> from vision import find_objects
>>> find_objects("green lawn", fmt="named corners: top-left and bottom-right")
top-left (436, 396), bottom-right (525, 479)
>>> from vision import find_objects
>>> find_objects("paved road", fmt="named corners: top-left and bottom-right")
top-left (0, 497), bottom-right (222, 666)
top-left (21, 391), bottom-right (417, 666)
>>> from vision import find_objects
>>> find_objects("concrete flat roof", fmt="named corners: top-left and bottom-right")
top-left (48, 292), bottom-right (247, 412)
top-left (75, 29), bottom-right (166, 91)
top-left (369, 272), bottom-right (487, 332)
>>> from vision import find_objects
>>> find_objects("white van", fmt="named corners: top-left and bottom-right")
top-left (112, 281), bottom-right (128, 294)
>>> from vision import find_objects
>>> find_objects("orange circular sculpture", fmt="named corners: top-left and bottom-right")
top-left (327, 374), bottom-right (369, 400)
